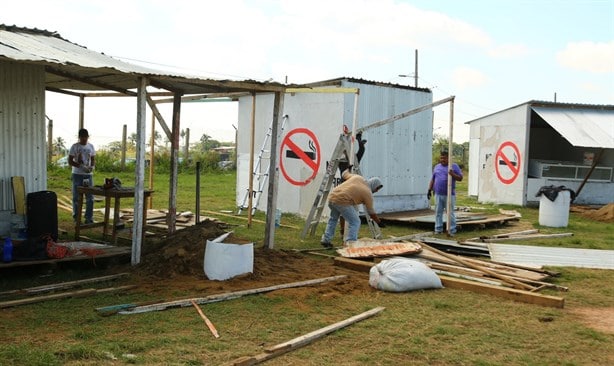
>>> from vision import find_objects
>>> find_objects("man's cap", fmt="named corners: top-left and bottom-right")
top-left (78, 128), bottom-right (89, 137)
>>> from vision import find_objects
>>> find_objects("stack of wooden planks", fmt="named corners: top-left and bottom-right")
top-left (332, 240), bottom-right (566, 308)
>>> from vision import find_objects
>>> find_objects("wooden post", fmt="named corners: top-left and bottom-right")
top-left (167, 93), bottom-right (182, 234)
top-left (121, 124), bottom-right (127, 170)
top-left (264, 91), bottom-right (283, 249)
top-left (446, 98), bottom-right (454, 236)
top-left (148, 113), bottom-right (155, 208)
top-left (247, 92), bottom-right (256, 228)
top-left (132, 77), bottom-right (148, 266)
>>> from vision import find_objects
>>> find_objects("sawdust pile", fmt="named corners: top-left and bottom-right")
top-left (572, 203), bottom-right (614, 223)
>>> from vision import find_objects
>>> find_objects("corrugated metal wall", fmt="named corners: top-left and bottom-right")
top-left (0, 61), bottom-right (47, 210)
top-left (341, 80), bottom-right (433, 212)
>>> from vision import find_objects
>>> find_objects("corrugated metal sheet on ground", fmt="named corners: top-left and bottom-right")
top-left (489, 243), bottom-right (614, 269)
top-left (532, 107), bottom-right (614, 148)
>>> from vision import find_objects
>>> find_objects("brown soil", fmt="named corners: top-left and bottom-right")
top-left (570, 203), bottom-right (614, 222)
top-left (571, 307), bottom-right (614, 334)
top-left (120, 219), bottom-right (369, 297)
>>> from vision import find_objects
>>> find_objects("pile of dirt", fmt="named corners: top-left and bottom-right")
top-left (133, 219), bottom-right (358, 288)
top-left (584, 203), bottom-right (614, 222)
top-left (137, 219), bottom-right (233, 278)
top-left (572, 203), bottom-right (614, 222)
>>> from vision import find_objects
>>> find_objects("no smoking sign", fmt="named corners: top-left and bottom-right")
top-left (495, 141), bottom-right (521, 185)
top-left (280, 128), bottom-right (321, 186)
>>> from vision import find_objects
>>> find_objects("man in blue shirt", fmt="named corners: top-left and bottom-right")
top-left (428, 150), bottom-right (463, 235)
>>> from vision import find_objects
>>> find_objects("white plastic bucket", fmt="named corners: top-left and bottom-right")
top-left (539, 190), bottom-right (571, 227)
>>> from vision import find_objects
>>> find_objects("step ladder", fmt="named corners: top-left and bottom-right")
top-left (238, 115), bottom-right (289, 215)
top-left (300, 133), bottom-right (381, 239)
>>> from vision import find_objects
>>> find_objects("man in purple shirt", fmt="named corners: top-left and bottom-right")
top-left (428, 150), bottom-right (463, 235)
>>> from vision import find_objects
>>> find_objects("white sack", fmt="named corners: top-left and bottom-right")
top-left (369, 258), bottom-right (443, 292)
top-left (204, 240), bottom-right (253, 281)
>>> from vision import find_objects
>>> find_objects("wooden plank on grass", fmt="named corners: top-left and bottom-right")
top-left (439, 276), bottom-right (564, 308)
top-left (224, 307), bottom-right (385, 366)
top-left (0, 273), bottom-right (130, 297)
top-left (0, 285), bottom-right (136, 309)
top-left (334, 257), bottom-right (374, 273)
top-left (118, 275), bottom-right (347, 315)
top-left (334, 257), bottom-right (564, 308)
top-left (191, 300), bottom-right (220, 338)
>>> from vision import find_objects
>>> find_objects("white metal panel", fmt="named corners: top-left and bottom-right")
top-left (532, 107), bottom-right (614, 148)
top-left (489, 243), bottom-right (614, 269)
top-left (468, 138), bottom-right (480, 196)
top-left (0, 61), bottom-right (47, 210)
top-left (236, 81), bottom-right (433, 217)
top-left (475, 105), bottom-right (529, 205)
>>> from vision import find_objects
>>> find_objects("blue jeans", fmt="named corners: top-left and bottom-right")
top-left (435, 194), bottom-right (456, 234)
top-left (72, 173), bottom-right (94, 222)
top-left (322, 202), bottom-right (361, 243)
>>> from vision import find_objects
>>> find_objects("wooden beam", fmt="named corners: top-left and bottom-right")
top-left (0, 273), bottom-right (129, 297)
top-left (356, 96), bottom-right (455, 134)
top-left (334, 257), bottom-right (375, 273)
top-left (118, 275), bottom-right (347, 315)
top-left (0, 285), bottom-right (136, 309)
top-left (419, 243), bottom-right (535, 291)
top-left (285, 87), bottom-right (359, 94)
top-left (146, 96), bottom-right (172, 143)
top-left (224, 307), bottom-right (385, 366)
top-left (439, 276), bottom-right (564, 308)
top-left (191, 300), bottom-right (220, 338)
top-left (45, 86), bottom-right (83, 97)
top-left (334, 256), bottom-right (563, 308)
top-left (45, 66), bottom-right (136, 95)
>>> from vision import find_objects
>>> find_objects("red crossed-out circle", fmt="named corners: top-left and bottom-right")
top-left (495, 141), bottom-right (521, 185)
top-left (279, 128), bottom-right (321, 186)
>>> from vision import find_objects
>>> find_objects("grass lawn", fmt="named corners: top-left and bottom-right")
top-left (0, 166), bottom-right (612, 365)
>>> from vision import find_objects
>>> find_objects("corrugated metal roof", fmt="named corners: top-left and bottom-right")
top-left (489, 243), bottom-right (614, 269)
top-left (465, 100), bottom-right (614, 125)
top-left (532, 106), bottom-right (614, 148)
top-left (0, 24), bottom-right (285, 94)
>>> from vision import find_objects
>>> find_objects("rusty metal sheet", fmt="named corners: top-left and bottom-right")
top-left (337, 240), bottom-right (422, 258)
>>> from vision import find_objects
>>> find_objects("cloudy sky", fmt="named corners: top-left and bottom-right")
top-left (2, 0), bottom-right (613, 146)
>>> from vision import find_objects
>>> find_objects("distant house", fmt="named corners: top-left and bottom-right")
top-left (466, 101), bottom-right (614, 206)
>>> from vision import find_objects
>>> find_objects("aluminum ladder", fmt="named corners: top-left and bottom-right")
top-left (300, 133), bottom-right (381, 239)
top-left (237, 115), bottom-right (289, 215)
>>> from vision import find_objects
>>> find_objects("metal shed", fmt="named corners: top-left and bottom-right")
top-left (466, 100), bottom-right (614, 206)
top-left (0, 24), bottom-right (287, 259)
top-left (235, 77), bottom-right (434, 218)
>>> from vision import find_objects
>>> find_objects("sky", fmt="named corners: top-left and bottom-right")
top-left (2, 0), bottom-right (613, 148)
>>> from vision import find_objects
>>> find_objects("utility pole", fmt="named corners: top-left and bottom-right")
top-left (398, 49), bottom-right (419, 87)
top-left (414, 49), bottom-right (418, 88)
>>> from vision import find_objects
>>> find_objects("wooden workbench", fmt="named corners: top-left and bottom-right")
top-left (75, 186), bottom-right (153, 244)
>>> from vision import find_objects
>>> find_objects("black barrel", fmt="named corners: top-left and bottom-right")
top-left (26, 191), bottom-right (58, 242)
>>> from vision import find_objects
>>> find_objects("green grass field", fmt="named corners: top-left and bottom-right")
top-left (0, 167), bottom-right (612, 365)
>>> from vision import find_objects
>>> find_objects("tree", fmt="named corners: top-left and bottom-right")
top-left (128, 132), bottom-right (138, 147)
top-left (54, 136), bottom-right (67, 156)
top-left (195, 133), bottom-right (221, 152)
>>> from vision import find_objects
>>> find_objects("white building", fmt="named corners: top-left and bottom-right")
top-left (466, 101), bottom-right (614, 206)
top-left (236, 77), bottom-right (436, 217)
